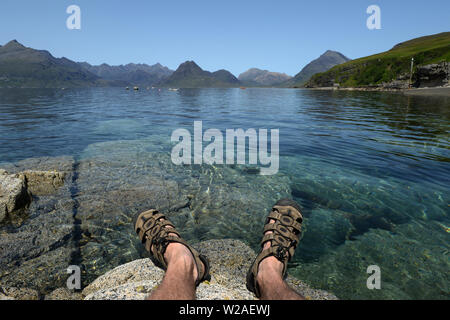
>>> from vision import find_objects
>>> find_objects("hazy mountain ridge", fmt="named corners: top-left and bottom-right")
top-left (238, 68), bottom-right (292, 86)
top-left (78, 62), bottom-right (173, 86)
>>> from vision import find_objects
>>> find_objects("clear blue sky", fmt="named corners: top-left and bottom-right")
top-left (0, 0), bottom-right (449, 76)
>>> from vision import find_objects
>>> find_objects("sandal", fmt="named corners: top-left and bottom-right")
top-left (134, 209), bottom-right (211, 286)
top-left (246, 199), bottom-right (304, 297)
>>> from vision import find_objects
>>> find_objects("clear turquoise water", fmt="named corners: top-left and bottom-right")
top-left (0, 87), bottom-right (448, 299)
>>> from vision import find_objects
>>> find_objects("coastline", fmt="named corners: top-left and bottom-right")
top-left (303, 86), bottom-right (450, 97)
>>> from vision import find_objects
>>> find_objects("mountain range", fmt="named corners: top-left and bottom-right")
top-left (78, 62), bottom-right (173, 86)
top-left (0, 39), bottom-right (352, 88)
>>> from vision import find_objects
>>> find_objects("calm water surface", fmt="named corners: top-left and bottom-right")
top-left (0, 88), bottom-right (448, 299)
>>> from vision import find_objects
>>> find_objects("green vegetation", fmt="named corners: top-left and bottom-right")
top-left (306, 32), bottom-right (450, 87)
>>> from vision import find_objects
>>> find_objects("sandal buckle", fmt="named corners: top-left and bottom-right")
top-left (275, 246), bottom-right (288, 260)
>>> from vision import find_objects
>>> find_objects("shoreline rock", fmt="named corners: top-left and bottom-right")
top-left (0, 170), bottom-right (32, 223)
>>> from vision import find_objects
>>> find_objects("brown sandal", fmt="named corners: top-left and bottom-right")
top-left (246, 199), bottom-right (303, 297)
top-left (134, 209), bottom-right (211, 286)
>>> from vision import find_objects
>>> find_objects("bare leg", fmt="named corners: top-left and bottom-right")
top-left (147, 241), bottom-right (199, 300)
top-left (256, 218), bottom-right (305, 300)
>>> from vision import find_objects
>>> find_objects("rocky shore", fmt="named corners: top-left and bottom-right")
top-left (1, 239), bottom-right (337, 300)
top-left (305, 62), bottom-right (450, 93)
top-left (306, 85), bottom-right (450, 97)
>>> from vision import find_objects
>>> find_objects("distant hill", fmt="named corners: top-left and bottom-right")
top-left (284, 50), bottom-right (350, 87)
top-left (306, 32), bottom-right (450, 88)
top-left (78, 62), bottom-right (173, 86)
top-left (0, 40), bottom-right (101, 88)
top-left (161, 61), bottom-right (240, 87)
top-left (238, 68), bottom-right (292, 86)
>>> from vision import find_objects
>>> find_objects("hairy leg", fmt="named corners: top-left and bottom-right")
top-left (147, 241), bottom-right (198, 299)
top-left (256, 218), bottom-right (305, 300)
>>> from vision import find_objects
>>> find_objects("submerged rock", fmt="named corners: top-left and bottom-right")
top-left (0, 286), bottom-right (40, 300)
top-left (0, 157), bottom-right (75, 293)
top-left (83, 239), bottom-right (337, 300)
top-left (44, 288), bottom-right (83, 300)
top-left (21, 170), bottom-right (66, 196)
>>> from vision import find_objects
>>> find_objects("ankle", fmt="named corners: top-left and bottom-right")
top-left (256, 256), bottom-right (284, 287)
top-left (164, 243), bottom-right (198, 280)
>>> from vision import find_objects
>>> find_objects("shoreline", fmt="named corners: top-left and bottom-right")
top-left (303, 86), bottom-right (450, 97)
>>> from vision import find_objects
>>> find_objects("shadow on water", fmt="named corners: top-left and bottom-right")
top-left (69, 159), bottom-right (83, 285)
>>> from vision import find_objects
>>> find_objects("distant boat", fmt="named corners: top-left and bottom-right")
top-left (168, 88), bottom-right (179, 91)
top-left (240, 87), bottom-right (246, 89)
top-left (126, 87), bottom-right (130, 90)
top-left (133, 86), bottom-right (139, 91)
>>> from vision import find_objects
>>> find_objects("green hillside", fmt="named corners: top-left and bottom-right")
top-left (306, 32), bottom-right (450, 88)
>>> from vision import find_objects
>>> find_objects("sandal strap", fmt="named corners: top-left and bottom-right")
top-left (246, 200), bottom-right (304, 298)
top-left (134, 209), bottom-right (211, 286)
top-left (249, 245), bottom-right (291, 297)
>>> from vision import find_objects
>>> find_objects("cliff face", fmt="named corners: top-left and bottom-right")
top-left (414, 62), bottom-right (450, 87)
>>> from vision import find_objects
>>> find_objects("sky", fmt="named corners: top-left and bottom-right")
top-left (0, 0), bottom-right (449, 76)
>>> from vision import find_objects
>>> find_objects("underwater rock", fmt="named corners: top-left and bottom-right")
top-left (290, 220), bottom-right (450, 299)
top-left (83, 239), bottom-right (337, 300)
top-left (0, 156), bottom-right (75, 293)
top-left (0, 286), bottom-right (40, 300)
top-left (21, 170), bottom-right (66, 196)
top-left (44, 288), bottom-right (83, 300)
top-left (72, 141), bottom-right (292, 284)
